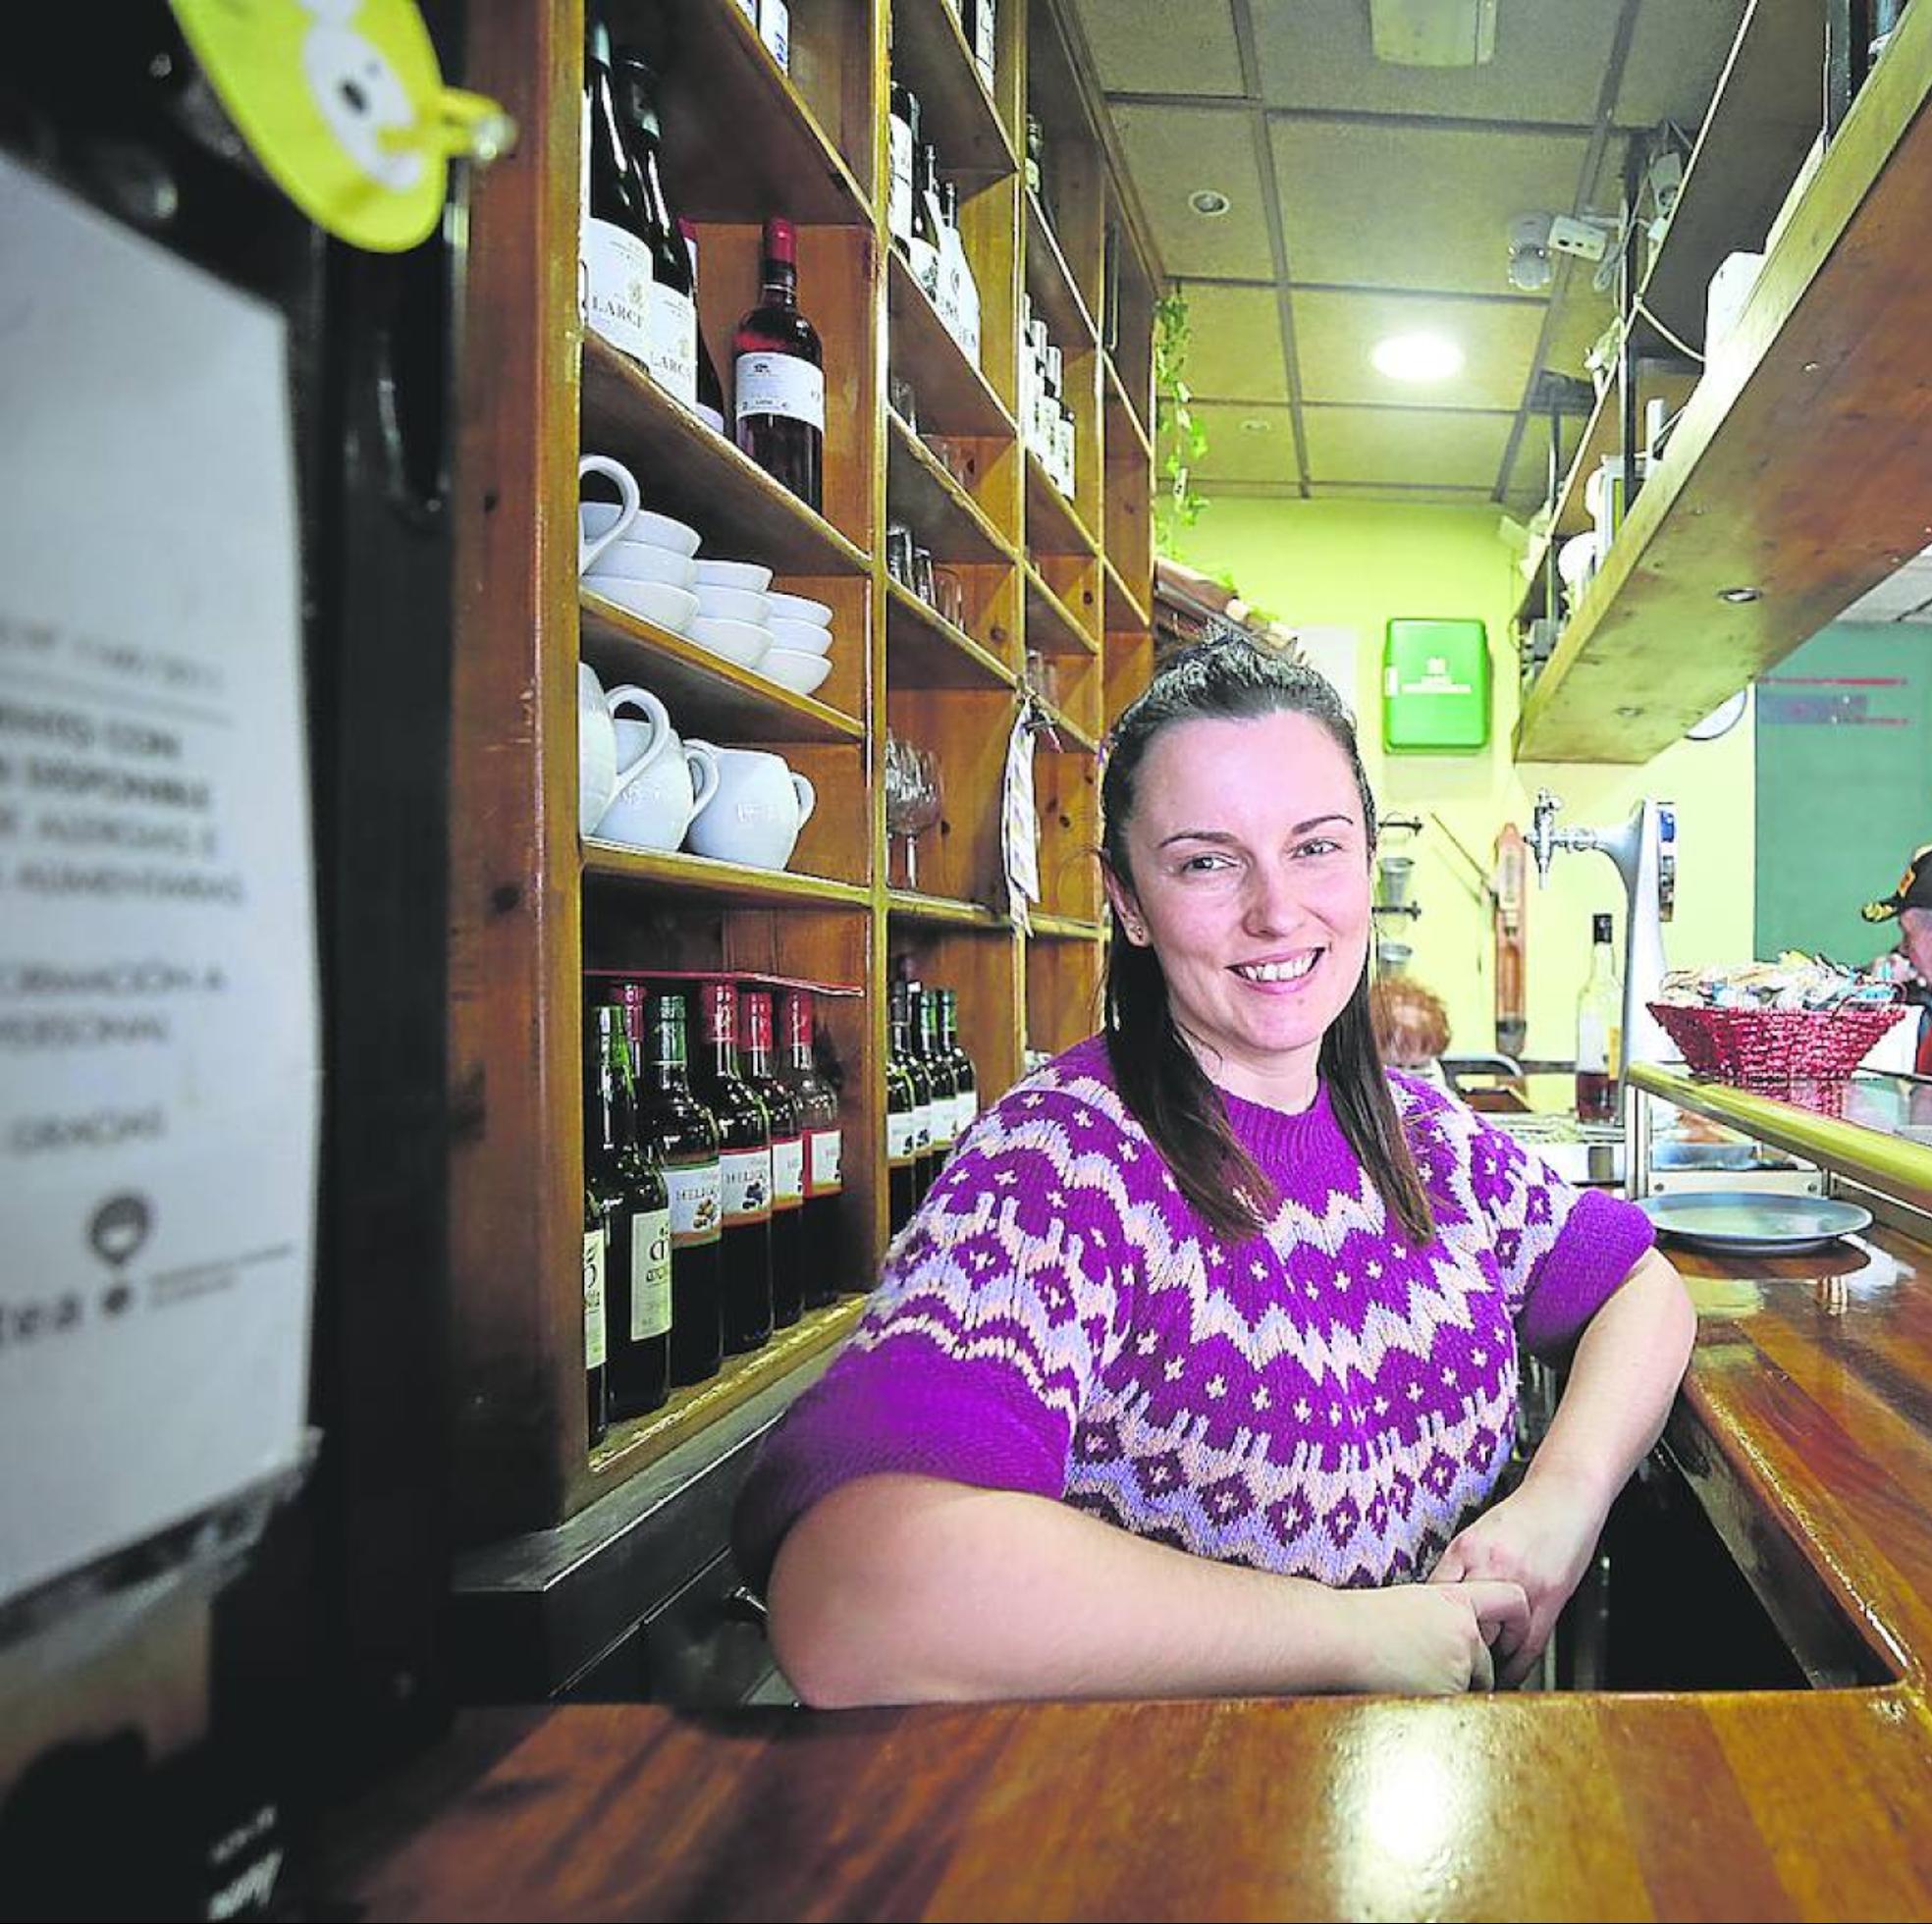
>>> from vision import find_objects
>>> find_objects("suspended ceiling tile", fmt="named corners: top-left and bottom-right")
top-left (1303, 405), bottom-right (1513, 489)
top-left (1308, 480), bottom-right (1498, 505)
top-left (1271, 120), bottom-right (1593, 294)
top-left (1112, 105), bottom-right (1275, 280)
top-left (1071, 0), bottom-right (1246, 97)
top-left (1292, 287), bottom-right (1547, 410)
top-left (1175, 281), bottom-right (1290, 402)
top-left (1190, 401), bottom-right (1302, 487)
top-left (1618, 0), bottom-right (1751, 129)
top-left (1253, 0), bottom-right (1619, 126)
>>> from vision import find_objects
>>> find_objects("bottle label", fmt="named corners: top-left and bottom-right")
top-left (950, 1092), bottom-right (976, 1144)
top-left (667, 1156), bottom-right (723, 1247)
top-left (760, 0), bottom-right (790, 70)
top-left (1576, 1012), bottom-right (1610, 1075)
top-left (973, 0), bottom-right (996, 81)
top-left (644, 281), bottom-right (698, 409)
top-left (929, 1102), bottom-right (957, 1152)
top-left (912, 1100), bottom-right (933, 1155)
top-left (807, 1126), bottom-right (843, 1195)
top-left (909, 236), bottom-right (941, 309)
top-left (735, 351), bottom-right (825, 432)
top-left (721, 1146), bottom-right (773, 1225)
top-left (583, 1229), bottom-right (608, 1370)
top-left (886, 1109), bottom-right (917, 1165)
top-left (582, 217), bottom-right (654, 364)
top-left (630, 1208), bottom-right (672, 1340)
top-left (771, 1134), bottom-right (805, 1208)
top-left (889, 119), bottom-right (914, 246)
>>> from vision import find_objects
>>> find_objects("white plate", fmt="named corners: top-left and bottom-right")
top-left (766, 590), bottom-right (832, 625)
top-left (694, 585), bottom-right (773, 625)
top-left (584, 538), bottom-right (698, 589)
top-left (1636, 1191), bottom-right (1873, 1254)
top-left (687, 615), bottom-right (773, 667)
top-left (579, 500), bottom-right (702, 559)
top-left (694, 558), bottom-right (774, 593)
top-left (769, 615), bottom-right (832, 657)
top-left (759, 647), bottom-right (832, 695)
top-left (583, 575), bottom-right (700, 634)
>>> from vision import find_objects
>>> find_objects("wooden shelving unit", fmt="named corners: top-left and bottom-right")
top-left (449, 0), bottom-right (1160, 1549)
top-left (1513, 0), bottom-right (1932, 763)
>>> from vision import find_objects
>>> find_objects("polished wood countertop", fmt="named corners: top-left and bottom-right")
top-left (318, 1225), bottom-right (1932, 1922)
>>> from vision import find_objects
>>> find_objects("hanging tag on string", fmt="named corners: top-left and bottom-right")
top-left (1002, 705), bottom-right (1041, 934)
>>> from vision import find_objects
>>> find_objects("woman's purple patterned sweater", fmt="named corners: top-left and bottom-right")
top-left (734, 1034), bottom-right (1653, 1592)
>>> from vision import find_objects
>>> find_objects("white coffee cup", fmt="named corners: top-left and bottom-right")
top-left (584, 536), bottom-right (699, 588)
top-left (594, 685), bottom-right (722, 852)
top-left (578, 454), bottom-right (641, 575)
top-left (580, 499), bottom-right (703, 560)
top-left (682, 743), bottom-right (816, 870)
top-left (577, 662), bottom-right (618, 837)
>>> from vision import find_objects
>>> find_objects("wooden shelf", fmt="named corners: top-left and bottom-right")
top-left (1029, 911), bottom-right (1103, 941)
top-left (888, 0), bottom-right (1019, 181)
top-left (1025, 451), bottom-right (1100, 558)
top-left (1103, 351), bottom-right (1154, 461)
top-left (1515, 1), bottom-right (1932, 765)
top-left (582, 336), bottom-right (871, 577)
top-left (1034, 704), bottom-right (1100, 756)
top-left (886, 889), bottom-right (1010, 930)
top-left (582, 840), bottom-right (870, 909)
top-left (1024, 188), bottom-right (1100, 349)
top-left (586, 1298), bottom-right (869, 1488)
top-left (886, 249), bottom-right (1019, 443)
top-left (1102, 554), bottom-right (1151, 632)
top-left (1024, 562), bottom-right (1099, 659)
top-left (884, 578), bottom-right (1017, 690)
top-left (886, 412), bottom-right (1017, 565)
top-left (650, 0), bottom-right (874, 228)
top-left (580, 589), bottom-right (864, 743)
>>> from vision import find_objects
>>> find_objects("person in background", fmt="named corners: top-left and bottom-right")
top-left (734, 641), bottom-right (1695, 1706)
top-left (1368, 976), bottom-right (1452, 1091)
top-left (1863, 843), bottom-right (1932, 1077)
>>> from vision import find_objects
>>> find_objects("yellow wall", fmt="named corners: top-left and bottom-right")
top-left (1164, 498), bottom-right (1756, 1065)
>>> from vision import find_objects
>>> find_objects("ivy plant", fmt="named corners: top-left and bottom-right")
top-left (1154, 288), bottom-right (1208, 530)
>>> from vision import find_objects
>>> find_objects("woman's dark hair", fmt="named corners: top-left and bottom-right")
top-left (1100, 640), bottom-right (1435, 1246)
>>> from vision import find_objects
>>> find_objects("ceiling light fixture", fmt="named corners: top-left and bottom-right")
top-left (1369, 0), bottom-right (1498, 67)
top-left (1241, 417), bottom-right (1272, 433)
top-left (1719, 586), bottom-right (1762, 604)
top-left (1187, 188), bottom-right (1231, 218)
top-left (1371, 332), bottom-right (1464, 383)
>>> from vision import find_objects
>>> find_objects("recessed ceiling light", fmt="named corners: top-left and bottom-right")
top-left (1718, 586), bottom-right (1762, 603)
top-left (1370, 332), bottom-right (1465, 382)
top-left (1187, 188), bottom-right (1231, 217)
top-left (1241, 417), bottom-right (1271, 433)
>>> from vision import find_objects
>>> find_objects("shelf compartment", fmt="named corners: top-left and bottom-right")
top-left (886, 249), bottom-right (1018, 443)
top-left (1024, 187), bottom-right (1100, 351)
top-left (583, 841), bottom-right (869, 910)
top-left (886, 412), bottom-right (1016, 565)
top-left (1102, 555), bottom-right (1151, 632)
top-left (886, 889), bottom-right (1009, 930)
top-left (582, 334), bottom-right (871, 578)
top-left (1514, 2), bottom-right (1932, 765)
top-left (1103, 351), bottom-right (1154, 461)
top-left (1025, 450), bottom-right (1100, 558)
top-left (642, 0), bottom-right (875, 226)
top-left (888, 0), bottom-right (1019, 181)
top-left (1024, 561), bottom-right (1100, 660)
top-left (580, 589), bottom-right (864, 744)
top-left (884, 577), bottom-right (1017, 690)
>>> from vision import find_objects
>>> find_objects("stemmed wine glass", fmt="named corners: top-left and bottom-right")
top-left (885, 735), bottom-right (942, 890)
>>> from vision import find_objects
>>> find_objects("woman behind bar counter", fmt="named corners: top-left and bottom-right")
top-left (735, 642), bottom-right (1695, 1703)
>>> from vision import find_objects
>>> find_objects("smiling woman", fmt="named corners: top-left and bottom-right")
top-left (732, 640), bottom-right (1696, 1710)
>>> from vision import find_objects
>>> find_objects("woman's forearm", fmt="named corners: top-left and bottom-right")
top-left (1525, 1247), bottom-right (1697, 1514)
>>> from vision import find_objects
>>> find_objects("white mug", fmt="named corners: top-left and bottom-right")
top-left (594, 685), bottom-right (721, 852)
top-left (577, 662), bottom-right (617, 837)
top-left (682, 744), bottom-right (816, 871)
top-left (579, 454), bottom-right (641, 575)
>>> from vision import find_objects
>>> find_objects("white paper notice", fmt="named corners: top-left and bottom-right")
top-left (0, 158), bottom-right (319, 1608)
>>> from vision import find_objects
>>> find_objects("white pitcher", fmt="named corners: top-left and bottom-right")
top-left (594, 685), bottom-right (721, 852)
top-left (577, 662), bottom-right (618, 837)
top-left (682, 744), bottom-right (816, 871)
top-left (578, 454), bottom-right (641, 575)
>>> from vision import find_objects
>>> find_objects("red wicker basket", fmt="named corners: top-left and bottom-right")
top-left (1647, 1001), bottom-right (1905, 1091)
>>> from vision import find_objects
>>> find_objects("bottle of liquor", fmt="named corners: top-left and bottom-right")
top-left (909, 141), bottom-right (945, 310)
top-left (583, 1183), bottom-right (609, 1448)
top-left (888, 80), bottom-right (920, 260)
top-left (610, 46), bottom-right (699, 410)
top-left (1576, 912), bottom-right (1621, 1123)
top-left (914, 985), bottom-right (960, 1173)
top-left (939, 988), bottom-right (979, 1143)
top-left (885, 1002), bottom-right (919, 1236)
top-left (778, 988), bottom-right (844, 1305)
top-left (939, 179), bottom-right (981, 364)
top-left (738, 989), bottom-right (805, 1329)
top-left (676, 217), bottom-right (729, 435)
top-left (890, 979), bottom-right (936, 1207)
top-left (585, 1004), bottom-right (671, 1419)
top-left (733, 218), bottom-right (825, 513)
top-left (623, 984), bottom-right (724, 1387)
top-left (690, 981), bottom-right (775, 1353)
top-left (580, 13), bottom-right (656, 367)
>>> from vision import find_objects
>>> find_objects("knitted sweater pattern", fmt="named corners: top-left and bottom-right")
top-left (734, 1035), bottom-right (1653, 1591)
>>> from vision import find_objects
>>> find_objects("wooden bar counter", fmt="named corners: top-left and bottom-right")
top-left (315, 1112), bottom-right (1932, 1920)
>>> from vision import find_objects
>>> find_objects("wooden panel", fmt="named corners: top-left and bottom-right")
top-left (1023, 561), bottom-right (1100, 659)
top-left (886, 414), bottom-right (1016, 565)
top-left (884, 578), bottom-right (1018, 690)
top-left (1035, 745), bottom-right (1102, 923)
top-left (1025, 935), bottom-right (1103, 1057)
top-left (1104, 350), bottom-right (1153, 463)
top-left (886, 686), bottom-right (1015, 907)
top-left (582, 839), bottom-right (870, 907)
top-left (959, 174), bottom-right (1025, 424)
top-left (1024, 189), bottom-right (1099, 350)
top-left (886, 248), bottom-right (1016, 443)
top-left (1025, 448), bottom-right (1099, 558)
top-left (1104, 627), bottom-right (1154, 730)
top-left (1516, 8), bottom-right (1932, 764)
top-left (884, 925), bottom-right (1026, 1109)
top-left (888, 0), bottom-right (1019, 180)
top-left (1025, 0), bottom-right (1107, 320)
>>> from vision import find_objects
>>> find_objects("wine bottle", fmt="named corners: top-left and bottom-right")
top-left (778, 988), bottom-right (844, 1305)
top-left (612, 46), bottom-right (699, 409)
top-left (909, 141), bottom-right (944, 310)
top-left (676, 217), bottom-right (728, 434)
top-left (939, 178), bottom-right (981, 364)
top-left (690, 981), bottom-right (775, 1354)
top-left (890, 979), bottom-right (936, 1207)
top-left (888, 80), bottom-right (920, 260)
top-left (585, 1004), bottom-right (671, 1419)
top-left (885, 1009), bottom-right (918, 1236)
top-left (915, 986), bottom-right (960, 1172)
top-left (583, 1184), bottom-right (609, 1448)
top-left (733, 218), bottom-right (825, 512)
top-left (580, 14), bottom-right (656, 366)
top-left (939, 988), bottom-right (979, 1144)
top-left (738, 989), bottom-right (805, 1329)
top-left (623, 984), bottom-right (725, 1387)
top-left (1576, 912), bottom-right (1621, 1124)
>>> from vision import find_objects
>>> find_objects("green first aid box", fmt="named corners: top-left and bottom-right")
top-left (1381, 617), bottom-right (1491, 753)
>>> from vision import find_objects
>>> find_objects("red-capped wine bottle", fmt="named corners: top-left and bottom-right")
top-left (690, 981), bottom-right (775, 1353)
top-left (733, 218), bottom-right (824, 512)
top-left (738, 989), bottom-right (805, 1328)
top-left (778, 988), bottom-right (844, 1304)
